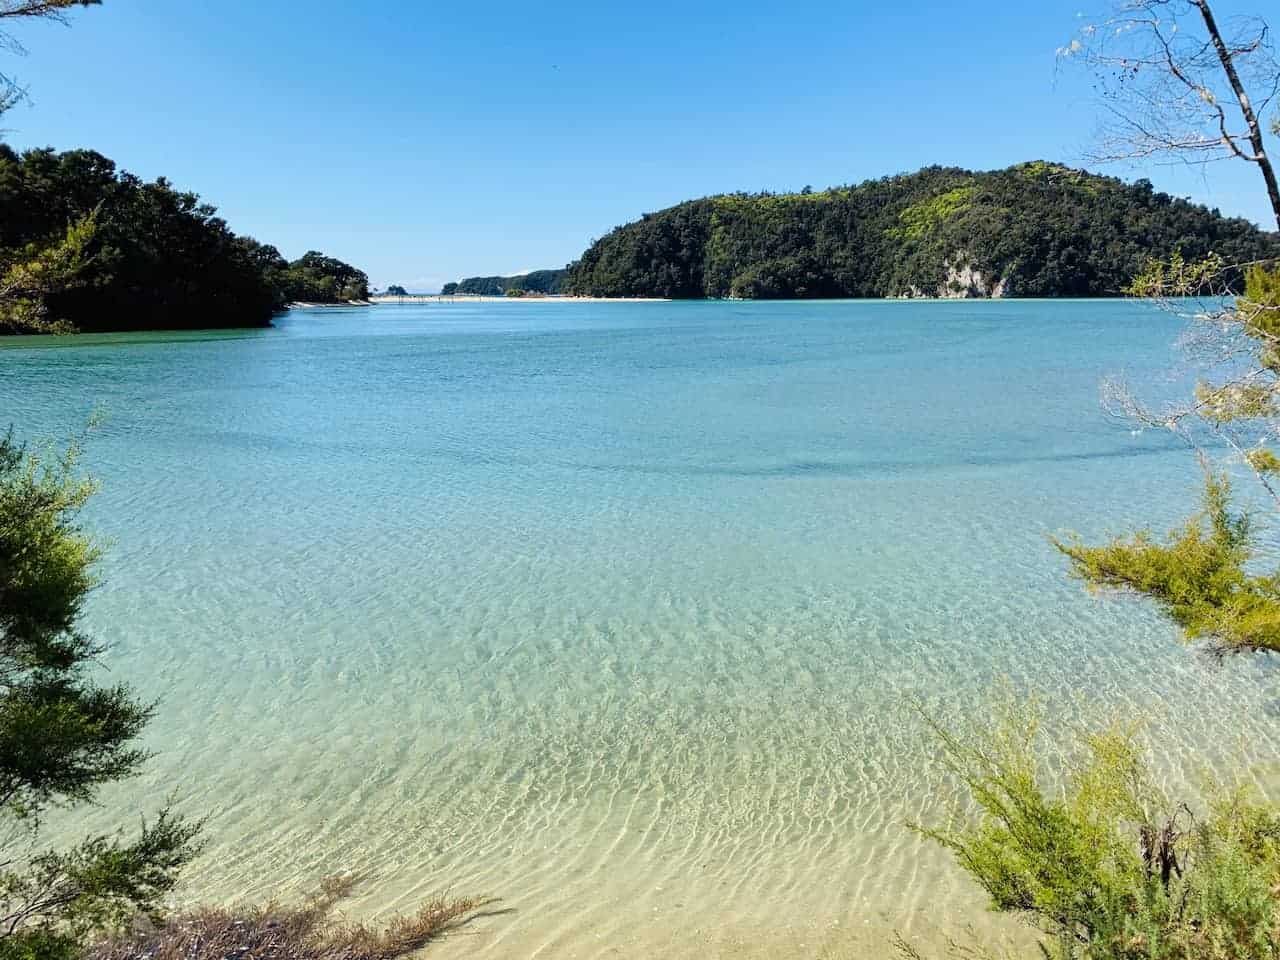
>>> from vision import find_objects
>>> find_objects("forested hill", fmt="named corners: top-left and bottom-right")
top-left (0, 146), bottom-right (368, 333)
top-left (563, 162), bottom-right (1280, 299)
top-left (442, 269), bottom-right (567, 296)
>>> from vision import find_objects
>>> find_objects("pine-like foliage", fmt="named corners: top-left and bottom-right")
top-left (1057, 263), bottom-right (1280, 656)
top-left (911, 697), bottom-right (1280, 959)
top-left (1056, 476), bottom-right (1280, 656)
top-left (0, 431), bottom-right (200, 959)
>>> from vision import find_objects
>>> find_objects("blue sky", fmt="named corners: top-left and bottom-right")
top-left (2, 0), bottom-right (1276, 291)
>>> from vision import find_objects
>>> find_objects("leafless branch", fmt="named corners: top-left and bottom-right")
top-left (1062, 0), bottom-right (1280, 227)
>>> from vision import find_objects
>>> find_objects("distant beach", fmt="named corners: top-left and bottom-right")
top-left (365, 294), bottom-right (671, 304)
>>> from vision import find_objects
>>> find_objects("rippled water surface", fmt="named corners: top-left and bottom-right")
top-left (4, 300), bottom-right (1279, 958)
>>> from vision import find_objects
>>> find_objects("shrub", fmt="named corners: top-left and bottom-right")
top-left (908, 695), bottom-right (1280, 959)
top-left (88, 876), bottom-right (497, 960)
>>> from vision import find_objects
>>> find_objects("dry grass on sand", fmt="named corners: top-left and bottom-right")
top-left (88, 876), bottom-right (499, 960)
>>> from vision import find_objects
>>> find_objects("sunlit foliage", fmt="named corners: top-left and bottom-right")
top-left (0, 430), bottom-right (201, 959)
top-left (908, 696), bottom-right (1280, 959)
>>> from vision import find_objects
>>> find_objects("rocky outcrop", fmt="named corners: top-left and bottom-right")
top-left (939, 258), bottom-right (1009, 298)
top-left (895, 257), bottom-right (1011, 299)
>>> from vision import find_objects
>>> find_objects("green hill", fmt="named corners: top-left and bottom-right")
top-left (442, 269), bottom-right (566, 297)
top-left (563, 162), bottom-right (1280, 299)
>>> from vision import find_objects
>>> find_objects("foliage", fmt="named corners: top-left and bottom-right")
top-left (910, 696), bottom-right (1280, 959)
top-left (0, 145), bottom-right (279, 330)
top-left (1057, 475), bottom-right (1280, 656)
top-left (1058, 261), bottom-right (1280, 656)
top-left (563, 163), bottom-right (1279, 300)
top-left (280, 250), bottom-right (369, 304)
top-left (914, 3), bottom-right (1280, 958)
top-left (384, 284), bottom-right (407, 296)
top-left (891, 184), bottom-right (978, 240)
top-left (0, 211), bottom-right (97, 333)
top-left (442, 268), bottom-right (566, 297)
top-left (0, 429), bottom-right (200, 955)
top-left (88, 875), bottom-right (497, 960)
top-left (0, 146), bottom-right (370, 332)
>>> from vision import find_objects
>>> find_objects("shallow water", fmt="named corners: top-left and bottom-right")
top-left (3, 300), bottom-right (1279, 958)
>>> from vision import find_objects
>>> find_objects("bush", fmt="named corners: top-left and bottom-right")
top-left (909, 695), bottom-right (1280, 959)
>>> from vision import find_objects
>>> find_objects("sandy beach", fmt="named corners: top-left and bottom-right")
top-left (366, 294), bottom-right (671, 304)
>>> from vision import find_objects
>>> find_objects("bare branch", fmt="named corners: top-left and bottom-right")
top-left (0, 1), bottom-right (101, 118)
top-left (1063, 0), bottom-right (1280, 226)
top-left (0, 1), bottom-right (99, 21)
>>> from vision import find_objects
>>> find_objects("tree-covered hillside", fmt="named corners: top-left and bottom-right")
top-left (442, 268), bottom-right (566, 296)
top-left (564, 163), bottom-right (1280, 299)
top-left (0, 146), bottom-right (367, 333)
top-left (280, 251), bottom-right (369, 304)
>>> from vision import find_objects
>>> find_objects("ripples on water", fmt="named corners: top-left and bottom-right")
top-left (3, 300), bottom-right (1279, 958)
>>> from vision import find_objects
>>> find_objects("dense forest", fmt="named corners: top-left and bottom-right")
top-left (0, 146), bottom-right (368, 333)
top-left (563, 162), bottom-right (1280, 299)
top-left (441, 268), bottom-right (567, 296)
top-left (281, 250), bottom-right (370, 305)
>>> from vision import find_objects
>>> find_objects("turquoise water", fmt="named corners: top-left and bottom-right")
top-left (3, 300), bottom-right (1279, 958)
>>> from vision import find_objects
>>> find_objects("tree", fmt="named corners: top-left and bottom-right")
top-left (1060, 0), bottom-right (1280, 230)
top-left (447, 271), bottom-right (568, 296)
top-left (0, 3), bottom-right (108, 336)
top-left (1053, 0), bottom-right (1280, 655)
top-left (1, 2), bottom-right (102, 121)
top-left (0, 430), bottom-right (200, 960)
top-left (561, 164), bottom-right (1277, 300)
top-left (0, 145), bottom-right (370, 332)
top-left (280, 251), bottom-right (369, 303)
top-left (385, 284), bottom-right (408, 296)
top-left (0, 209), bottom-right (97, 333)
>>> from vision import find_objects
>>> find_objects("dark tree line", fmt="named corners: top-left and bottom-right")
top-left (564, 162), bottom-right (1280, 299)
top-left (0, 146), bottom-right (368, 333)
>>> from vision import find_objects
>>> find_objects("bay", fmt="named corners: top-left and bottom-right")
top-left (3, 300), bottom-right (1277, 958)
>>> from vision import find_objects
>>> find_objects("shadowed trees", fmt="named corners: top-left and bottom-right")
top-left (0, 146), bottom-right (372, 332)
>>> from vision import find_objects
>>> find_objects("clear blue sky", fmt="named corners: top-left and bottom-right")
top-left (3, 0), bottom-right (1276, 291)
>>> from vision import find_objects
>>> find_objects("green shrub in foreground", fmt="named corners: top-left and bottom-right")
top-left (909, 695), bottom-right (1280, 959)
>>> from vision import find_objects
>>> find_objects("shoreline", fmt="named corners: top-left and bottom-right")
top-left (364, 294), bottom-right (672, 304)
top-left (354, 294), bottom-right (1169, 306)
top-left (287, 300), bottom-right (375, 308)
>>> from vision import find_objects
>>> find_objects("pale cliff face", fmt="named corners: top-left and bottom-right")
top-left (942, 260), bottom-right (1009, 298)
top-left (895, 256), bottom-right (1010, 299)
